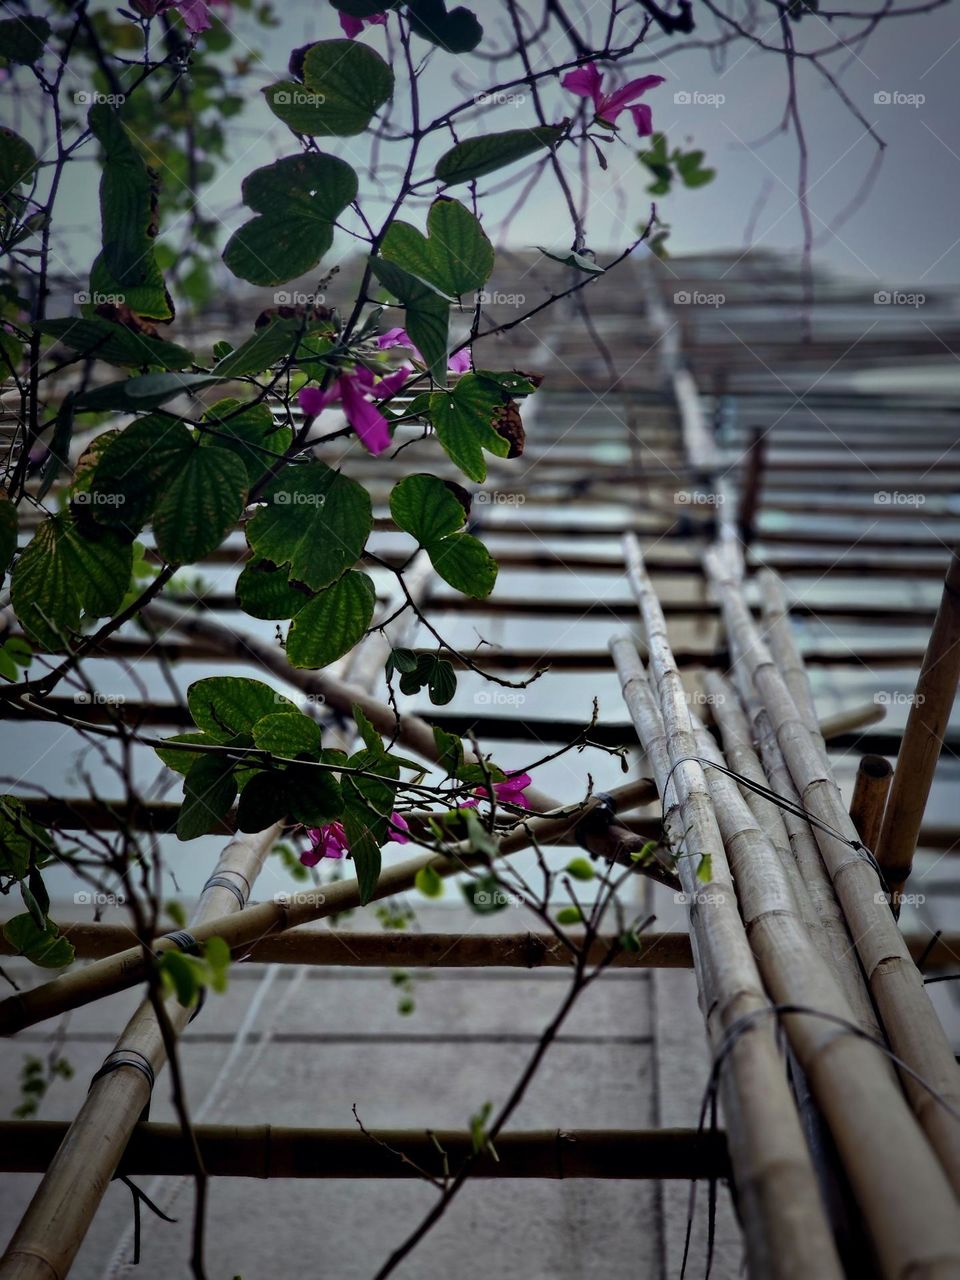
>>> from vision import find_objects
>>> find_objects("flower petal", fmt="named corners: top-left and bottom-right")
top-left (177, 0), bottom-right (212, 32)
top-left (600, 75), bottom-right (665, 117)
top-left (448, 347), bottom-right (473, 374)
top-left (388, 812), bottom-right (411, 844)
top-left (562, 63), bottom-right (603, 108)
top-left (338, 12), bottom-right (364, 38)
top-left (340, 376), bottom-right (392, 455)
top-left (630, 103), bottom-right (654, 137)
top-left (299, 383), bottom-right (339, 416)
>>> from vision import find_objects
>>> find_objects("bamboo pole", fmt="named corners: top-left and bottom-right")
top-left (0, 1123), bottom-right (728, 1181)
top-left (850, 755), bottom-right (893, 855)
top-left (0, 826), bottom-right (278, 1280)
top-left (705, 549), bottom-right (960, 1193)
top-left (756, 568), bottom-right (827, 762)
top-left (0, 778), bottom-right (672, 1036)
top-left (876, 547), bottom-right (960, 897)
top-left (3, 923), bottom-right (955, 971)
top-left (691, 723), bottom-right (960, 1278)
top-left (610, 626), bottom-right (843, 1278)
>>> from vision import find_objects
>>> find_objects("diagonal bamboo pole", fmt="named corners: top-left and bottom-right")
top-left (0, 825), bottom-right (278, 1280)
top-left (609, 632), bottom-right (843, 1280)
top-left (0, 778), bottom-right (670, 1037)
top-left (876, 547), bottom-right (960, 898)
top-left (850, 755), bottom-right (893, 855)
top-left (691, 721), bottom-right (960, 1278)
top-left (757, 568), bottom-right (827, 762)
top-left (705, 548), bottom-right (960, 1193)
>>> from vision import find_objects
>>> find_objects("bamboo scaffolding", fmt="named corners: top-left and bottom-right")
top-left (3, 923), bottom-right (954, 970)
top-left (0, 1124), bottom-right (728, 1181)
top-left (0, 777), bottom-right (671, 1036)
top-left (850, 755), bottom-right (893, 855)
top-left (876, 547), bottom-right (960, 898)
top-left (757, 568), bottom-right (826, 763)
top-left (690, 722), bottom-right (960, 1278)
top-left (704, 548), bottom-right (960, 1193)
top-left (610, 627), bottom-right (843, 1277)
top-left (0, 825), bottom-right (278, 1280)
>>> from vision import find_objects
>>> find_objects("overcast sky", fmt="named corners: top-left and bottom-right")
top-left (26, 1), bottom-right (960, 295)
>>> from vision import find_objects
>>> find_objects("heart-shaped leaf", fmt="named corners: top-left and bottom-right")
top-left (201, 399), bottom-right (292, 484)
top-left (382, 197), bottom-right (494, 298)
top-left (236, 559), bottom-right (313, 620)
top-left (247, 462), bottom-right (372, 592)
top-left (407, 0), bottom-right (482, 52)
top-left (223, 153), bottom-right (358, 286)
top-left (187, 676), bottom-right (299, 741)
top-left (264, 39), bottom-right (393, 136)
top-left (428, 372), bottom-right (526, 481)
top-left (371, 257), bottom-right (449, 383)
top-left (0, 16), bottom-right (50, 65)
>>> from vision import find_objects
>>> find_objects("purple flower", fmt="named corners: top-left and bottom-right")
top-left (463, 771), bottom-right (533, 810)
top-left (301, 811), bottom-right (411, 866)
top-left (376, 327), bottom-right (473, 374)
top-left (339, 10), bottom-right (387, 39)
top-left (299, 365), bottom-right (410, 456)
top-left (562, 62), bottom-right (664, 137)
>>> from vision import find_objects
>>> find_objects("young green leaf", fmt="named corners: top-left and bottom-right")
top-left (285, 570), bottom-right (377, 669)
top-left (381, 197), bottom-right (494, 298)
top-left (264, 40), bottom-right (394, 137)
top-left (435, 126), bottom-right (565, 186)
top-left (415, 864), bottom-right (444, 898)
top-left (3, 914), bottom-right (75, 969)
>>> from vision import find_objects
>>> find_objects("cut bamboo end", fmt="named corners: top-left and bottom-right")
top-left (849, 754), bottom-right (893, 854)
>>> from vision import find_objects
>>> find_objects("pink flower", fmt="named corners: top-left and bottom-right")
top-left (376, 327), bottom-right (473, 374)
top-left (562, 63), bottom-right (664, 137)
top-left (131, 0), bottom-right (229, 33)
top-left (301, 812), bottom-right (411, 865)
top-left (299, 365), bottom-right (410, 456)
top-left (463, 771), bottom-right (532, 810)
top-left (339, 10), bottom-right (387, 39)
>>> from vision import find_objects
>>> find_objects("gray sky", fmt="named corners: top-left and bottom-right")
top-left (25, 1), bottom-right (960, 296)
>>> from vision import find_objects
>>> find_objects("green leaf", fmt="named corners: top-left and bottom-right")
top-left (73, 371), bottom-right (225, 415)
top-left (340, 796), bottom-right (385, 904)
top-left (352, 704), bottom-right (384, 755)
top-left (427, 657), bottom-right (457, 705)
top-left (160, 950), bottom-right (200, 1006)
top-left (264, 40), bottom-right (393, 136)
top-left (536, 246), bottom-right (604, 275)
top-left (556, 906), bottom-right (583, 926)
top-left (154, 731), bottom-right (221, 776)
top-left (36, 318), bottom-right (193, 370)
top-left (428, 372), bottom-right (522, 482)
top-left (415, 864), bottom-right (444, 898)
top-left (371, 256), bottom-right (449, 384)
top-left (387, 647), bottom-right (418, 675)
top-left (389, 473), bottom-right (469, 543)
top-left (188, 676), bottom-right (298, 741)
top-left (565, 857), bottom-right (595, 882)
top-left (407, 0), bottom-right (482, 52)
top-left (251, 712), bottom-right (322, 757)
top-left (235, 765), bottom-right (342, 831)
top-left (177, 756), bottom-right (238, 840)
top-left (0, 797), bottom-right (55, 882)
top-left (10, 515), bottom-right (132, 649)
top-left (211, 314), bottom-right (326, 378)
top-left (696, 853), bottom-right (713, 884)
top-left (382, 197), bottom-right (493, 298)
top-left (201, 398), bottom-right (292, 484)
top-left (247, 462), bottom-right (372, 591)
top-left (435, 126), bottom-right (565, 186)
top-left (0, 127), bottom-right (37, 189)
top-left (3, 914), bottom-right (74, 969)
top-left (236, 559), bottom-right (313, 620)
top-left (90, 415), bottom-right (248, 561)
top-left (223, 152), bottom-right (358, 286)
top-left (461, 872), bottom-right (510, 914)
top-left (432, 725), bottom-right (464, 777)
top-left (285, 570), bottom-right (376, 669)
top-left (428, 533), bottom-right (497, 598)
top-left (0, 16), bottom-right (50, 65)
top-left (88, 105), bottom-right (172, 321)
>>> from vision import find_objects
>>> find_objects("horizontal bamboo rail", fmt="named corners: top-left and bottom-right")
top-left (705, 548), bottom-right (960, 1194)
top-left (876, 547), bottom-right (960, 898)
top-left (610, 621), bottom-right (843, 1277)
top-left (0, 1123), bottom-right (728, 1181)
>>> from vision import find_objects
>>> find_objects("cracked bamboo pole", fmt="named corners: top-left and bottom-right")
top-left (610, 639), bottom-right (842, 1271)
top-left (705, 547), bottom-right (960, 1193)
top-left (0, 777), bottom-right (668, 1037)
top-left (850, 755), bottom-right (893, 855)
top-left (0, 826), bottom-right (278, 1280)
top-left (876, 547), bottom-right (960, 898)
top-left (692, 723), bottom-right (960, 1278)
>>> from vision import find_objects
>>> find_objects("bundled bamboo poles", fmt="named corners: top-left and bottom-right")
top-left (757, 569), bottom-right (827, 763)
top-left (0, 778), bottom-right (665, 1036)
top-left (610, 567), bottom-right (844, 1278)
top-left (877, 547), bottom-right (960, 897)
top-left (690, 721), bottom-right (960, 1278)
top-left (0, 825), bottom-right (278, 1280)
top-left (705, 547), bottom-right (960, 1193)
top-left (0, 1123), bottom-right (729, 1181)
